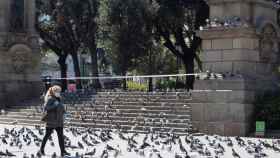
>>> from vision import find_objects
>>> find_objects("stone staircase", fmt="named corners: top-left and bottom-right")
top-left (0, 91), bottom-right (193, 135)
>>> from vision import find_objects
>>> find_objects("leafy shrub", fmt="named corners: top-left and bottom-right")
top-left (127, 81), bottom-right (148, 91)
top-left (156, 79), bottom-right (185, 90)
top-left (254, 91), bottom-right (280, 130)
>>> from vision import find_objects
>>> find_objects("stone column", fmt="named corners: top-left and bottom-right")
top-left (27, 0), bottom-right (36, 35)
top-left (192, 0), bottom-right (280, 136)
top-left (0, 0), bottom-right (8, 32)
top-left (198, 27), bottom-right (260, 77)
top-left (0, 0), bottom-right (43, 107)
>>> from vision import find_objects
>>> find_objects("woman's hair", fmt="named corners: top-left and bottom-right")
top-left (44, 85), bottom-right (62, 103)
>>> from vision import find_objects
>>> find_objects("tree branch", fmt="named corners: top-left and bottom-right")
top-left (157, 25), bottom-right (183, 58)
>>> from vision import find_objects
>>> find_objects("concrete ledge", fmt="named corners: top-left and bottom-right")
top-left (203, 62), bottom-right (233, 73)
top-left (194, 79), bottom-right (257, 92)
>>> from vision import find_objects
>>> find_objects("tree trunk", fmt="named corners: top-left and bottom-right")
top-left (183, 57), bottom-right (195, 91)
top-left (148, 77), bottom-right (153, 92)
top-left (89, 44), bottom-right (101, 89)
top-left (57, 54), bottom-right (68, 92)
top-left (71, 53), bottom-right (82, 89)
top-left (148, 49), bottom-right (153, 92)
top-left (122, 71), bottom-right (127, 90)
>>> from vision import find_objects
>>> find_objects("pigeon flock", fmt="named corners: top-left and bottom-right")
top-left (0, 90), bottom-right (279, 158)
top-left (0, 124), bottom-right (280, 158)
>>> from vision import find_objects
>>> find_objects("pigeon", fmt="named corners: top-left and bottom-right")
top-left (232, 149), bottom-right (240, 158)
top-left (272, 144), bottom-right (280, 152)
top-left (235, 136), bottom-right (245, 146)
top-left (36, 151), bottom-right (42, 158)
top-left (35, 141), bottom-right (40, 147)
top-left (185, 152), bottom-right (191, 158)
top-left (175, 153), bottom-right (183, 158)
top-left (179, 139), bottom-right (187, 153)
top-left (205, 148), bottom-right (211, 156)
top-left (227, 139), bottom-right (233, 147)
top-left (75, 152), bottom-right (80, 158)
top-left (101, 149), bottom-right (109, 158)
top-left (2, 138), bottom-right (8, 144)
top-left (107, 144), bottom-right (116, 151)
top-left (78, 141), bottom-right (84, 149)
top-left (0, 151), bottom-right (7, 156)
top-left (261, 141), bottom-right (273, 149)
top-left (90, 138), bottom-right (101, 145)
top-left (26, 140), bottom-right (31, 146)
top-left (23, 153), bottom-right (28, 158)
top-left (19, 143), bottom-right (23, 149)
top-left (140, 142), bottom-right (151, 149)
top-left (113, 148), bottom-right (121, 158)
top-left (157, 153), bottom-right (163, 158)
top-left (185, 136), bottom-right (191, 144)
top-left (85, 148), bottom-right (96, 156)
top-left (6, 149), bottom-right (16, 157)
top-left (218, 143), bottom-right (225, 152)
top-left (9, 141), bottom-right (14, 146)
top-left (38, 129), bottom-right (44, 135)
top-left (139, 149), bottom-right (145, 156)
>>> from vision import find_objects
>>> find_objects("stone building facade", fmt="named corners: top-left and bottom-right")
top-left (192, 0), bottom-right (280, 136)
top-left (0, 0), bottom-right (43, 106)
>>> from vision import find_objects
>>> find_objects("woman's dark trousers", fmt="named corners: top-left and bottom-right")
top-left (40, 127), bottom-right (65, 153)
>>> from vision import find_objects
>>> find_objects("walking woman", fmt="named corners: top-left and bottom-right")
top-left (39, 85), bottom-right (70, 156)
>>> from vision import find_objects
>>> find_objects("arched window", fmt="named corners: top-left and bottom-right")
top-left (10, 0), bottom-right (25, 32)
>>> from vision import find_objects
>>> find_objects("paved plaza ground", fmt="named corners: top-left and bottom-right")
top-left (0, 124), bottom-right (280, 158)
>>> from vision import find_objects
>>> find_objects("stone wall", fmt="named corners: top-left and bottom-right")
top-left (193, 0), bottom-right (280, 136)
top-left (191, 80), bottom-right (255, 136)
top-left (0, 0), bottom-right (43, 106)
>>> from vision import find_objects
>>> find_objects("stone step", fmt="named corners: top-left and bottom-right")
top-left (93, 99), bottom-right (190, 104)
top-left (0, 118), bottom-right (191, 134)
top-left (62, 93), bottom-right (191, 98)
top-left (6, 108), bottom-right (191, 115)
top-left (0, 120), bottom-right (190, 135)
top-left (4, 111), bottom-right (191, 119)
top-left (63, 99), bottom-right (191, 105)
top-left (94, 92), bottom-right (190, 95)
top-left (0, 112), bottom-right (191, 122)
top-left (4, 91), bottom-right (193, 135)
top-left (0, 114), bottom-right (191, 128)
top-left (94, 95), bottom-right (191, 99)
top-left (9, 104), bottom-right (191, 111)
top-left (64, 93), bottom-right (190, 97)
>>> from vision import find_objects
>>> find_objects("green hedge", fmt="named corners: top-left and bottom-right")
top-left (155, 79), bottom-right (185, 90)
top-left (127, 81), bottom-right (148, 91)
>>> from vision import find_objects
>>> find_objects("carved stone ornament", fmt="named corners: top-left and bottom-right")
top-left (277, 9), bottom-right (280, 27)
top-left (9, 44), bottom-right (33, 73)
top-left (11, 51), bottom-right (29, 73)
top-left (260, 24), bottom-right (277, 63)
